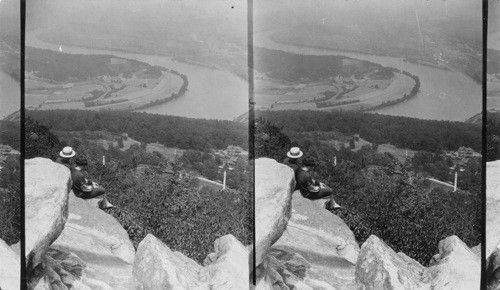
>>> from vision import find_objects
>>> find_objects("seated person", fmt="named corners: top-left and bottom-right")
top-left (55, 146), bottom-right (76, 169)
top-left (71, 155), bottom-right (113, 210)
top-left (282, 147), bottom-right (304, 176)
top-left (296, 157), bottom-right (341, 209)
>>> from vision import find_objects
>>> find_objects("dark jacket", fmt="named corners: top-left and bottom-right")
top-left (296, 168), bottom-right (320, 194)
top-left (71, 168), bottom-right (93, 195)
top-left (283, 157), bottom-right (303, 176)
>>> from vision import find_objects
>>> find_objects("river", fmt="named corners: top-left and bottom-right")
top-left (255, 30), bottom-right (481, 122)
top-left (26, 30), bottom-right (481, 122)
top-left (26, 31), bottom-right (248, 121)
top-left (0, 70), bottom-right (20, 120)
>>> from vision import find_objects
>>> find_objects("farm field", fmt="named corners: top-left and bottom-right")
top-left (256, 72), bottom-right (414, 112)
top-left (26, 71), bottom-right (183, 111)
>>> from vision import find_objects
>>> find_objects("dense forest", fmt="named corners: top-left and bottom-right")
top-left (254, 47), bottom-right (390, 82)
top-left (27, 110), bottom-right (248, 151)
top-left (257, 110), bottom-right (481, 153)
top-left (25, 47), bottom-right (162, 81)
top-left (0, 118), bottom-right (20, 245)
top-left (254, 119), bottom-right (480, 265)
top-left (0, 120), bottom-right (20, 151)
top-left (25, 117), bottom-right (252, 263)
top-left (487, 112), bottom-right (500, 161)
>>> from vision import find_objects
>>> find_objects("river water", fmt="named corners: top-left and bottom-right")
top-left (26, 30), bottom-right (481, 122)
top-left (26, 31), bottom-right (248, 121)
top-left (0, 70), bottom-right (20, 120)
top-left (255, 31), bottom-right (481, 122)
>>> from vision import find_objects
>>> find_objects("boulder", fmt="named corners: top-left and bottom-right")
top-left (50, 192), bottom-right (136, 289)
top-left (487, 161), bottom-right (500, 259)
top-left (133, 234), bottom-right (209, 289)
top-left (25, 158), bottom-right (71, 274)
top-left (201, 234), bottom-right (249, 289)
top-left (255, 158), bottom-right (295, 266)
top-left (355, 235), bottom-right (426, 289)
top-left (272, 191), bottom-right (359, 288)
top-left (423, 235), bottom-right (480, 290)
top-left (0, 238), bottom-right (20, 290)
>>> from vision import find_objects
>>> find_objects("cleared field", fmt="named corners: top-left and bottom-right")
top-left (377, 144), bottom-right (415, 163)
top-left (146, 143), bottom-right (184, 161)
top-left (67, 84), bottom-right (103, 93)
top-left (319, 73), bottom-right (414, 111)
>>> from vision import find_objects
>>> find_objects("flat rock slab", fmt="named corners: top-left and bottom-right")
top-left (255, 158), bottom-right (295, 266)
top-left (25, 158), bottom-right (71, 273)
top-left (51, 192), bottom-right (136, 290)
top-left (273, 191), bottom-right (359, 289)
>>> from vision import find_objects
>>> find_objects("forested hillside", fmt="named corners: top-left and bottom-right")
top-left (27, 110), bottom-right (248, 151)
top-left (257, 110), bottom-right (481, 152)
top-left (26, 47), bottom-right (162, 81)
top-left (254, 47), bottom-right (390, 82)
top-left (0, 120), bottom-right (20, 151)
top-left (488, 112), bottom-right (500, 161)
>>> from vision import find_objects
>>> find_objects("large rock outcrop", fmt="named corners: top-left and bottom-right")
top-left (133, 234), bottom-right (249, 289)
top-left (0, 239), bottom-right (20, 290)
top-left (356, 235), bottom-right (480, 289)
top-left (488, 161), bottom-right (500, 289)
top-left (255, 158), bottom-right (295, 266)
top-left (201, 234), bottom-right (250, 289)
top-left (49, 192), bottom-right (136, 289)
top-left (423, 235), bottom-right (480, 289)
top-left (255, 158), bottom-right (359, 289)
top-left (272, 192), bottom-right (359, 288)
top-left (355, 235), bottom-right (427, 289)
top-left (133, 234), bottom-right (207, 289)
top-left (25, 158), bottom-right (71, 276)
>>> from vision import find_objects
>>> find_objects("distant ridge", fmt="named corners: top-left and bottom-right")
top-left (465, 112), bottom-right (482, 125)
top-left (233, 111), bottom-right (249, 123)
top-left (3, 110), bottom-right (20, 123)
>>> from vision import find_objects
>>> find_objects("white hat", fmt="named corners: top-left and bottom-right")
top-left (287, 147), bottom-right (303, 159)
top-left (59, 146), bottom-right (76, 158)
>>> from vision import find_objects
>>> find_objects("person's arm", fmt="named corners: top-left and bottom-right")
top-left (305, 176), bottom-right (320, 192)
top-left (73, 173), bottom-right (93, 192)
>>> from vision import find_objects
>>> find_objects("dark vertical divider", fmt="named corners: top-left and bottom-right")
top-left (482, 0), bottom-right (488, 289)
top-left (20, 0), bottom-right (26, 289)
top-left (247, 0), bottom-right (256, 285)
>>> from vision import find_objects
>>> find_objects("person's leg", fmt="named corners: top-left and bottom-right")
top-left (91, 186), bottom-right (106, 197)
top-left (305, 186), bottom-right (342, 209)
top-left (94, 186), bottom-right (114, 209)
top-left (306, 187), bottom-right (334, 200)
